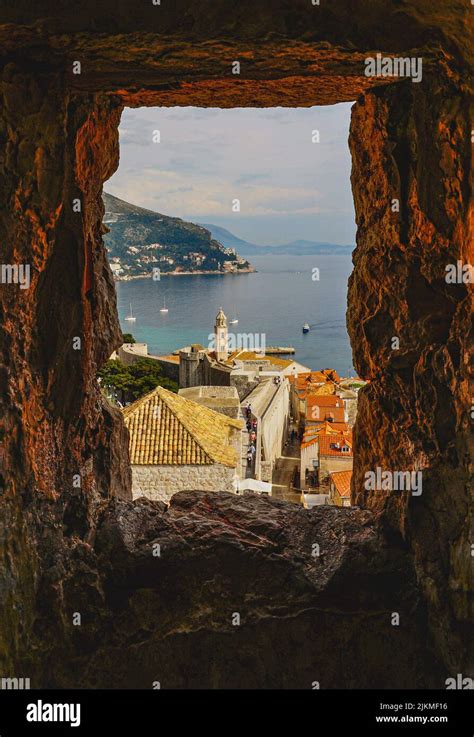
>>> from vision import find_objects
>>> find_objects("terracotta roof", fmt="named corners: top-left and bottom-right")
top-left (301, 435), bottom-right (319, 449)
top-left (307, 395), bottom-right (344, 408)
top-left (319, 433), bottom-right (353, 457)
top-left (321, 368), bottom-right (341, 382)
top-left (304, 420), bottom-right (349, 434)
top-left (289, 370), bottom-right (328, 387)
top-left (309, 410), bottom-right (345, 425)
top-left (226, 350), bottom-right (293, 369)
top-left (302, 421), bottom-right (350, 448)
top-left (123, 386), bottom-right (243, 467)
top-left (309, 410), bottom-right (346, 424)
top-left (307, 383), bottom-right (336, 396)
top-left (306, 395), bottom-right (345, 422)
top-left (292, 368), bottom-right (340, 382)
top-left (330, 470), bottom-right (353, 497)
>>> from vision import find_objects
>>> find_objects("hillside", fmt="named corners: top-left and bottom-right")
top-left (102, 193), bottom-right (253, 279)
top-left (197, 223), bottom-right (260, 254)
top-left (199, 223), bottom-right (353, 256)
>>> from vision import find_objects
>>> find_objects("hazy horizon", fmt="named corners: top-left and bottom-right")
top-left (106, 104), bottom-right (356, 246)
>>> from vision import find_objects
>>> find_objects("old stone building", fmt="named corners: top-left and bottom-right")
top-left (214, 307), bottom-right (229, 362)
top-left (318, 434), bottom-right (353, 484)
top-left (178, 309), bottom-right (309, 393)
top-left (289, 370), bottom-right (362, 427)
top-left (178, 385), bottom-right (241, 419)
top-left (123, 386), bottom-right (243, 502)
top-left (178, 343), bottom-right (233, 388)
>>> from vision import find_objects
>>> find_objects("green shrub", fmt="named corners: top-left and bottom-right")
top-left (98, 358), bottom-right (178, 403)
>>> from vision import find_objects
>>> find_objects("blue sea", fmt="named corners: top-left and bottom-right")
top-left (115, 254), bottom-right (356, 376)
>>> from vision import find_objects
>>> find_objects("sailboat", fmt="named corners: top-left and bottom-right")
top-left (160, 297), bottom-right (169, 314)
top-left (124, 303), bottom-right (136, 322)
top-left (229, 306), bottom-right (238, 325)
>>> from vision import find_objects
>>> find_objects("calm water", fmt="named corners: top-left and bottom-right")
top-left (116, 254), bottom-right (356, 375)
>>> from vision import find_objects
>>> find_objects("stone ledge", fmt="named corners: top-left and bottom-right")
top-left (69, 491), bottom-right (444, 688)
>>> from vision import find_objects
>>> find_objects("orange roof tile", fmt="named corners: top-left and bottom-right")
top-left (308, 409), bottom-right (346, 423)
top-left (306, 383), bottom-right (336, 396)
top-left (306, 395), bottom-right (345, 423)
top-left (306, 395), bottom-right (344, 408)
top-left (321, 368), bottom-right (341, 382)
top-left (226, 350), bottom-right (293, 369)
top-left (292, 371), bottom-right (327, 387)
top-left (291, 369), bottom-right (341, 385)
top-left (301, 437), bottom-right (318, 449)
top-left (304, 420), bottom-right (349, 434)
top-left (330, 470), bottom-right (353, 497)
top-left (302, 423), bottom-right (351, 447)
top-left (309, 410), bottom-right (346, 424)
top-left (319, 434), bottom-right (353, 458)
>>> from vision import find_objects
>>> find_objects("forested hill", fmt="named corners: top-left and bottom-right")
top-left (102, 192), bottom-right (253, 278)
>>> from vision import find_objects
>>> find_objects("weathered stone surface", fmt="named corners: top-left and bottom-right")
top-left (0, 0), bottom-right (471, 686)
top-left (0, 0), bottom-right (471, 107)
top-left (348, 71), bottom-right (473, 673)
top-left (53, 491), bottom-right (443, 688)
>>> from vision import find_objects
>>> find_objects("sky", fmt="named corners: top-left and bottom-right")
top-left (106, 104), bottom-right (356, 247)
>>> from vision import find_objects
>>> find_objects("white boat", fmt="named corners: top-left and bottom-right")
top-left (125, 303), bottom-right (136, 322)
top-left (229, 306), bottom-right (238, 324)
top-left (160, 297), bottom-right (169, 314)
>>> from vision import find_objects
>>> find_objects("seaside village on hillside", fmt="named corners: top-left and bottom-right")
top-left (109, 309), bottom-right (366, 508)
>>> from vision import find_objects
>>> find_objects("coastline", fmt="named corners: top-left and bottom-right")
top-left (114, 267), bottom-right (256, 281)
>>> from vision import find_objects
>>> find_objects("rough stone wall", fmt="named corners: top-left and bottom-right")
top-left (231, 373), bottom-right (260, 401)
top-left (340, 395), bottom-right (358, 426)
top-left (260, 381), bottom-right (290, 468)
top-left (260, 461), bottom-right (272, 484)
top-left (0, 70), bottom-right (131, 677)
top-left (117, 343), bottom-right (149, 365)
top-left (118, 344), bottom-right (181, 381)
top-left (348, 71), bottom-right (473, 673)
top-left (178, 350), bottom-right (203, 388)
top-left (152, 357), bottom-right (180, 383)
top-left (131, 464), bottom-right (238, 502)
top-left (205, 355), bottom-right (233, 386)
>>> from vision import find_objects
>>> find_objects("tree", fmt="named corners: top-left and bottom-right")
top-left (122, 333), bottom-right (136, 343)
top-left (98, 358), bottom-right (178, 403)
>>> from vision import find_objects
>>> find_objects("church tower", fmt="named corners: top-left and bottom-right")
top-left (214, 307), bottom-right (229, 361)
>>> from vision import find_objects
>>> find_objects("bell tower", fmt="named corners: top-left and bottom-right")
top-left (214, 307), bottom-right (229, 361)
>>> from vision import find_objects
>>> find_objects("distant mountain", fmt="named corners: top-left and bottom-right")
top-left (102, 193), bottom-right (253, 279)
top-left (278, 239), bottom-right (354, 256)
top-left (197, 223), bottom-right (262, 254)
top-left (199, 223), bottom-right (353, 256)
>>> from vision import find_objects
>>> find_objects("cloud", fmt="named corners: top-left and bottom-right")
top-left (107, 104), bottom-right (355, 243)
top-left (108, 169), bottom-right (328, 218)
